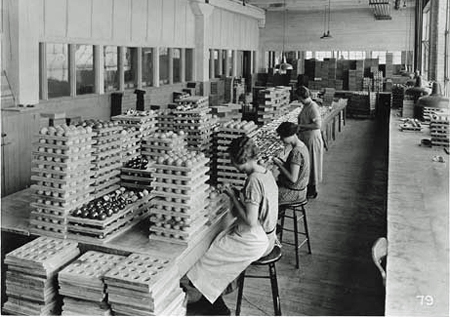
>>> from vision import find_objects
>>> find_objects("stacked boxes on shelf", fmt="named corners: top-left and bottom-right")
top-left (430, 113), bottom-right (450, 146)
top-left (89, 121), bottom-right (123, 200)
top-left (104, 253), bottom-right (186, 316)
top-left (173, 96), bottom-right (217, 157)
top-left (30, 125), bottom-right (95, 238)
top-left (149, 152), bottom-right (210, 245)
top-left (322, 88), bottom-right (336, 106)
top-left (214, 120), bottom-right (258, 189)
top-left (348, 70), bottom-right (364, 91)
top-left (210, 103), bottom-right (242, 123)
top-left (385, 53), bottom-right (394, 78)
top-left (372, 70), bottom-right (384, 92)
top-left (255, 86), bottom-right (291, 125)
top-left (58, 251), bottom-right (126, 316)
top-left (2, 237), bottom-right (80, 315)
top-left (67, 188), bottom-right (154, 243)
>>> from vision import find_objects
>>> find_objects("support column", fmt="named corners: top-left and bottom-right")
top-left (218, 49), bottom-right (223, 76)
top-left (118, 46), bottom-right (125, 91)
top-left (94, 45), bottom-right (104, 94)
top-left (209, 49), bottom-right (215, 79)
top-left (250, 51), bottom-right (255, 74)
top-left (190, 0), bottom-right (214, 95)
top-left (297, 51), bottom-right (305, 75)
top-left (180, 48), bottom-right (186, 82)
top-left (39, 43), bottom-right (48, 100)
top-left (69, 44), bottom-right (76, 97)
top-left (136, 47), bottom-right (142, 89)
top-left (224, 50), bottom-right (231, 77)
top-left (153, 47), bottom-right (160, 88)
top-left (168, 48), bottom-right (174, 85)
top-left (232, 49), bottom-right (238, 77)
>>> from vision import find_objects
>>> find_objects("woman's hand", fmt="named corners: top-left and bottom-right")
top-left (272, 157), bottom-right (284, 167)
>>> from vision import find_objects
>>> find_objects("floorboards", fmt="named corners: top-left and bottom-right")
top-left (223, 118), bottom-right (388, 316)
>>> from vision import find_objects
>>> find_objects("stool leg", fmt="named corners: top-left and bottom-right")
top-left (302, 206), bottom-right (312, 254)
top-left (279, 210), bottom-right (285, 243)
top-left (235, 271), bottom-right (246, 316)
top-left (293, 208), bottom-right (299, 269)
top-left (269, 263), bottom-right (282, 316)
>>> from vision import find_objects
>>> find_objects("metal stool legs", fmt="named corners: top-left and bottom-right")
top-left (235, 263), bottom-right (281, 316)
top-left (279, 203), bottom-right (312, 269)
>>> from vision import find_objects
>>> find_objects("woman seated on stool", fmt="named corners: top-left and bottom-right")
top-left (184, 135), bottom-right (279, 315)
top-left (272, 122), bottom-right (310, 205)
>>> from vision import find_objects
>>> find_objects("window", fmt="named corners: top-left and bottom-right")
top-left (142, 48), bottom-right (153, 87)
top-left (372, 51), bottom-right (386, 64)
top-left (214, 50), bottom-right (220, 78)
top-left (185, 49), bottom-right (194, 82)
top-left (222, 50), bottom-right (228, 76)
top-left (159, 47), bottom-right (169, 85)
top-left (75, 44), bottom-right (94, 95)
top-left (47, 43), bottom-right (70, 98)
top-left (124, 47), bottom-right (138, 89)
top-left (173, 48), bottom-right (181, 83)
top-left (104, 46), bottom-right (119, 92)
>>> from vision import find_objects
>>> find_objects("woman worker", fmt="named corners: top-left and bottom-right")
top-left (272, 122), bottom-right (310, 204)
top-left (296, 85), bottom-right (323, 199)
top-left (185, 135), bottom-right (279, 315)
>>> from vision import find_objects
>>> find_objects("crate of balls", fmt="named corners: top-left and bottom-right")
top-left (111, 109), bottom-right (158, 138)
top-left (120, 156), bottom-right (155, 191)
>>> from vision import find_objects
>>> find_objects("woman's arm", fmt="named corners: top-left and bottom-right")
top-left (226, 190), bottom-right (260, 227)
top-left (299, 119), bottom-right (321, 131)
top-left (277, 161), bottom-right (300, 183)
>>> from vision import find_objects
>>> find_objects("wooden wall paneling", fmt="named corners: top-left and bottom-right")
top-left (131, 0), bottom-right (148, 43)
top-left (161, 0), bottom-right (176, 47)
top-left (92, 0), bottom-right (113, 40)
top-left (67, 0), bottom-right (91, 39)
top-left (44, 0), bottom-right (67, 38)
top-left (146, 0), bottom-right (163, 43)
top-left (112, 0), bottom-right (131, 43)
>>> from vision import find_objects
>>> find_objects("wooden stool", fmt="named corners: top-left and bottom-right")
top-left (235, 245), bottom-right (282, 316)
top-left (279, 200), bottom-right (312, 269)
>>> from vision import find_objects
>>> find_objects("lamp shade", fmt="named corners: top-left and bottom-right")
top-left (415, 82), bottom-right (449, 121)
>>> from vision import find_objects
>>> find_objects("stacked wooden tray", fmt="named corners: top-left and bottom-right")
top-left (256, 87), bottom-right (291, 125)
top-left (121, 157), bottom-right (155, 191)
top-left (119, 127), bottom-right (141, 163)
top-left (2, 237), bottom-right (80, 315)
top-left (149, 152), bottom-right (211, 245)
top-left (141, 131), bottom-right (187, 162)
top-left (214, 120), bottom-right (258, 189)
top-left (111, 110), bottom-right (158, 139)
top-left (30, 126), bottom-right (95, 238)
top-left (91, 124), bottom-right (123, 200)
top-left (430, 113), bottom-right (450, 146)
top-left (58, 251), bottom-right (126, 316)
top-left (156, 109), bottom-right (175, 133)
top-left (67, 190), bottom-right (154, 244)
top-left (104, 253), bottom-right (186, 316)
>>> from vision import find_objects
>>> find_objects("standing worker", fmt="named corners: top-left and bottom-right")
top-left (185, 135), bottom-right (279, 315)
top-left (296, 86), bottom-right (323, 199)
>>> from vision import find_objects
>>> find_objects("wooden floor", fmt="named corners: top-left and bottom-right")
top-left (223, 117), bottom-right (388, 316)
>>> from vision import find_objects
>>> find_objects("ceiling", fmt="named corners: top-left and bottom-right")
top-left (245, 0), bottom-right (413, 12)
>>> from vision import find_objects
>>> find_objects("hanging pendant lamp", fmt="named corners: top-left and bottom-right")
top-left (320, 0), bottom-right (333, 39)
top-left (276, 0), bottom-right (292, 73)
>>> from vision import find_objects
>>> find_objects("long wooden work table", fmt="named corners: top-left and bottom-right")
top-left (386, 110), bottom-right (449, 316)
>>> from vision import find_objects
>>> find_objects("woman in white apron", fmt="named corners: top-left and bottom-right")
top-left (186, 135), bottom-right (279, 315)
top-left (296, 86), bottom-right (323, 199)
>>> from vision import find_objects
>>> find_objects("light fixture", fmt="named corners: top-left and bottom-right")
top-left (369, 0), bottom-right (392, 20)
top-left (275, 0), bottom-right (293, 73)
top-left (320, 0), bottom-right (333, 39)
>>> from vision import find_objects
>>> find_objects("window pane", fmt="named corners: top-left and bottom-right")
top-left (223, 50), bottom-right (228, 75)
top-left (173, 48), bottom-right (181, 83)
top-left (185, 49), bottom-right (193, 82)
top-left (142, 48), bottom-right (153, 87)
top-left (75, 44), bottom-right (94, 95)
top-left (124, 47), bottom-right (137, 89)
top-left (214, 50), bottom-right (220, 78)
top-left (104, 46), bottom-right (119, 92)
top-left (159, 47), bottom-right (169, 85)
top-left (47, 43), bottom-right (70, 98)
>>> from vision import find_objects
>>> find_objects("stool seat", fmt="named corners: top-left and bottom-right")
top-left (280, 199), bottom-right (308, 208)
top-left (253, 245), bottom-right (282, 265)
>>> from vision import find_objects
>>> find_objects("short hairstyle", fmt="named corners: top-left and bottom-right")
top-left (296, 86), bottom-right (310, 99)
top-left (276, 122), bottom-right (299, 138)
top-left (228, 135), bottom-right (259, 165)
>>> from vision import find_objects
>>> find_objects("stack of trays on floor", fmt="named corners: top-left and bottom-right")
top-left (149, 152), bottom-right (210, 245)
top-left (348, 92), bottom-right (372, 117)
top-left (111, 109), bottom-right (158, 139)
top-left (430, 113), bottom-right (450, 146)
top-left (214, 120), bottom-right (258, 189)
top-left (423, 107), bottom-right (448, 123)
top-left (119, 127), bottom-right (141, 163)
top-left (30, 125), bottom-right (95, 238)
top-left (2, 237), bottom-right (80, 315)
top-left (210, 103), bottom-right (242, 123)
top-left (58, 251), bottom-right (126, 316)
top-left (104, 253), bottom-right (186, 316)
top-left (141, 131), bottom-right (187, 162)
top-left (173, 96), bottom-right (217, 156)
top-left (120, 156), bottom-right (155, 191)
top-left (86, 121), bottom-right (123, 200)
top-left (67, 188), bottom-right (154, 243)
top-left (255, 87), bottom-right (291, 125)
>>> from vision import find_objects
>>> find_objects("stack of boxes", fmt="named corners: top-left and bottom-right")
top-left (385, 53), bottom-right (394, 78)
top-left (255, 87), bottom-right (291, 125)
